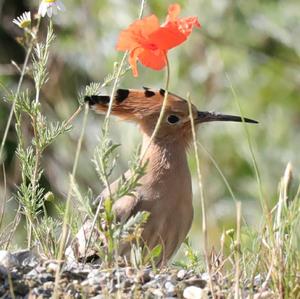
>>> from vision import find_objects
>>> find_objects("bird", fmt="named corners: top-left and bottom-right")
top-left (66, 87), bottom-right (258, 266)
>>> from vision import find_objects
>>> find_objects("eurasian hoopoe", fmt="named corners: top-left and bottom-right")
top-left (67, 87), bottom-right (257, 265)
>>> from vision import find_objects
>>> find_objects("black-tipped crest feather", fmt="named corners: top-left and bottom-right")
top-left (84, 95), bottom-right (110, 106)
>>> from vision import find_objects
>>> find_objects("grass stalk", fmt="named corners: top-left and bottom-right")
top-left (197, 141), bottom-right (238, 203)
top-left (234, 201), bottom-right (242, 299)
top-left (196, 141), bottom-right (249, 227)
top-left (0, 46), bottom-right (32, 163)
top-left (0, 163), bottom-right (7, 230)
top-left (187, 95), bottom-right (215, 299)
top-left (7, 272), bottom-right (16, 299)
top-left (53, 103), bottom-right (89, 299)
top-left (0, 17), bottom-right (41, 163)
top-left (226, 76), bottom-right (276, 247)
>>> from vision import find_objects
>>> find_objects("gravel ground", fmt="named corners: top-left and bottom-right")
top-left (0, 250), bottom-right (274, 299)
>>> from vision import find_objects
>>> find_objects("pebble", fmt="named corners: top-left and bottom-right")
top-left (90, 295), bottom-right (105, 299)
top-left (183, 286), bottom-right (208, 299)
top-left (47, 262), bottom-right (59, 273)
top-left (13, 249), bottom-right (39, 267)
top-left (185, 277), bottom-right (207, 288)
top-left (252, 291), bottom-right (274, 299)
top-left (137, 268), bottom-right (152, 283)
top-left (151, 288), bottom-right (164, 297)
top-left (201, 272), bottom-right (210, 281)
top-left (0, 249), bottom-right (276, 298)
top-left (0, 250), bottom-right (19, 269)
top-left (125, 266), bottom-right (135, 278)
top-left (177, 269), bottom-right (187, 280)
top-left (165, 281), bottom-right (176, 296)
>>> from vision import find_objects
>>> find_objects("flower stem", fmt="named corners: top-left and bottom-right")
top-left (141, 55), bottom-right (170, 160)
top-left (104, 0), bottom-right (145, 132)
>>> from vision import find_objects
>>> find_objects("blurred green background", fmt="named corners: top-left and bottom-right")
top-left (0, 0), bottom-right (299, 253)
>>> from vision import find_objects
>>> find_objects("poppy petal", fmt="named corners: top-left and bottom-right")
top-left (116, 15), bottom-right (160, 51)
top-left (116, 29), bottom-right (140, 51)
top-left (167, 3), bottom-right (181, 21)
top-left (177, 17), bottom-right (201, 36)
top-left (149, 27), bottom-right (186, 50)
top-left (129, 47), bottom-right (144, 77)
top-left (164, 16), bottom-right (200, 38)
top-left (137, 49), bottom-right (167, 70)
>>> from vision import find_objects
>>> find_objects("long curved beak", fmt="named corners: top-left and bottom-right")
top-left (196, 111), bottom-right (258, 124)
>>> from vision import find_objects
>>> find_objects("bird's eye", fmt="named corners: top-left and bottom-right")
top-left (167, 114), bottom-right (180, 124)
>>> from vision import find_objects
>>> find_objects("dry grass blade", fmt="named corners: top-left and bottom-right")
top-left (234, 201), bottom-right (242, 299)
top-left (187, 94), bottom-right (216, 298)
top-left (53, 104), bottom-right (89, 299)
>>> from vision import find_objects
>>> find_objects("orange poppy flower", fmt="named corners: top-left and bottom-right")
top-left (116, 3), bottom-right (201, 77)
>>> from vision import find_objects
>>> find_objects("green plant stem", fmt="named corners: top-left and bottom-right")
top-left (65, 105), bottom-right (83, 127)
top-left (234, 201), bottom-right (242, 299)
top-left (53, 103), bottom-right (89, 299)
top-left (197, 141), bottom-right (249, 225)
top-left (141, 55), bottom-right (170, 160)
top-left (0, 17), bottom-right (41, 163)
top-left (28, 110), bottom-right (41, 248)
top-left (0, 46), bottom-right (32, 163)
top-left (0, 164), bottom-right (7, 230)
top-left (197, 141), bottom-right (237, 200)
top-left (4, 206), bottom-right (21, 250)
top-left (187, 95), bottom-right (215, 299)
top-left (104, 0), bottom-right (145, 130)
top-left (226, 77), bottom-right (275, 246)
top-left (104, 53), bottom-right (128, 131)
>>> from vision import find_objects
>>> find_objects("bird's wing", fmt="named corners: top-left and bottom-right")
top-left (65, 169), bottom-right (140, 262)
top-left (93, 169), bottom-right (139, 222)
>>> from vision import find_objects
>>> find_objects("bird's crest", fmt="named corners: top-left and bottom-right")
top-left (84, 87), bottom-right (194, 121)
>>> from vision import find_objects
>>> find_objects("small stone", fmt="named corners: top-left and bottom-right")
top-left (125, 267), bottom-right (135, 278)
top-left (87, 269), bottom-right (102, 279)
top-left (253, 291), bottom-right (274, 299)
top-left (124, 279), bottom-right (132, 289)
top-left (137, 268), bottom-right (152, 283)
top-left (83, 269), bottom-right (107, 287)
top-left (165, 281), bottom-right (176, 296)
top-left (47, 262), bottom-right (59, 273)
top-left (43, 281), bottom-right (54, 289)
top-left (0, 265), bottom-right (8, 277)
top-left (151, 288), bottom-right (164, 297)
top-left (39, 272), bottom-right (54, 283)
top-left (0, 250), bottom-right (19, 269)
top-left (167, 273), bottom-right (178, 284)
top-left (253, 274), bottom-right (262, 286)
top-left (183, 286), bottom-right (208, 299)
top-left (26, 268), bottom-right (40, 279)
top-left (201, 272), bottom-right (210, 281)
top-left (177, 269), bottom-right (187, 280)
top-left (185, 278), bottom-right (207, 289)
top-left (13, 249), bottom-right (39, 267)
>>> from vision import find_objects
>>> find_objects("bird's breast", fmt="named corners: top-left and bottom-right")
top-left (134, 166), bottom-right (193, 263)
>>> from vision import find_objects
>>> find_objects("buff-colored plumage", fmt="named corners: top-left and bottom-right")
top-left (66, 87), bottom-right (257, 265)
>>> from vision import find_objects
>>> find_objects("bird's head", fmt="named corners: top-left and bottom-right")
top-left (85, 87), bottom-right (257, 146)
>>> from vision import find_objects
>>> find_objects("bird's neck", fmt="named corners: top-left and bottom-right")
top-left (141, 134), bottom-right (189, 177)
